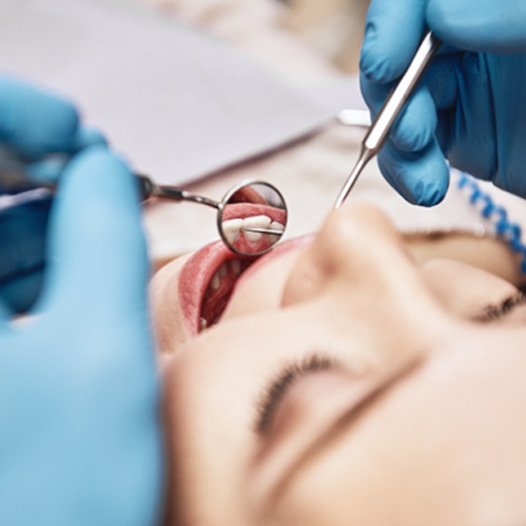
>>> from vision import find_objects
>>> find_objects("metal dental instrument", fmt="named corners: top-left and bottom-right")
top-left (0, 168), bottom-right (288, 257)
top-left (334, 32), bottom-right (441, 209)
top-left (137, 175), bottom-right (288, 257)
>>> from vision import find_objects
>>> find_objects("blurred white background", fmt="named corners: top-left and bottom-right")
top-left (283, 0), bottom-right (370, 73)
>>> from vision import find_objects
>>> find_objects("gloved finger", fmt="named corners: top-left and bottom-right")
top-left (0, 199), bottom-right (50, 314)
top-left (428, 0), bottom-right (526, 53)
top-left (26, 129), bottom-right (107, 183)
top-left (421, 54), bottom-right (462, 111)
top-left (422, 53), bottom-right (464, 154)
top-left (431, 52), bottom-right (497, 182)
top-left (0, 76), bottom-right (80, 160)
top-left (377, 137), bottom-right (450, 206)
top-left (27, 157), bottom-right (68, 183)
top-left (0, 273), bottom-right (45, 316)
top-left (360, 72), bottom-right (437, 153)
top-left (74, 126), bottom-right (108, 151)
top-left (0, 296), bottom-right (12, 324)
top-left (360, 0), bottom-right (427, 84)
top-left (43, 147), bottom-right (149, 318)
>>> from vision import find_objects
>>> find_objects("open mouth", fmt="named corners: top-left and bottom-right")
top-left (178, 240), bottom-right (257, 335)
top-left (199, 256), bottom-right (253, 330)
top-left (178, 203), bottom-right (287, 335)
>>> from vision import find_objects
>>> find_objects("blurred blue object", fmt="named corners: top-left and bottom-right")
top-left (0, 197), bottom-right (50, 312)
top-left (0, 147), bottom-right (163, 525)
top-left (0, 75), bottom-right (106, 311)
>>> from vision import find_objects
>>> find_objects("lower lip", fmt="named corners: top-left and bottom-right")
top-left (178, 240), bottom-right (248, 335)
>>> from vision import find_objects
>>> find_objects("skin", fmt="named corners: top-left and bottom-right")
top-left (151, 204), bottom-right (526, 526)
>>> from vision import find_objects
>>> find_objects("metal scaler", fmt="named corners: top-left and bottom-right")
top-left (334, 32), bottom-right (441, 209)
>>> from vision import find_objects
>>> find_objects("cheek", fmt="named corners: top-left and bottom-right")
top-left (221, 251), bottom-right (301, 319)
top-left (420, 259), bottom-right (518, 319)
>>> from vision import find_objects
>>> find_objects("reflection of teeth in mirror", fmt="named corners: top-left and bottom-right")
top-left (222, 215), bottom-right (279, 244)
top-left (242, 215), bottom-right (272, 242)
top-left (222, 218), bottom-right (244, 244)
top-left (270, 221), bottom-right (285, 234)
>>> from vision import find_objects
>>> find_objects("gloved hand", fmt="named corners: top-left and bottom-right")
top-left (0, 147), bottom-right (163, 525)
top-left (359, 0), bottom-right (526, 205)
top-left (0, 75), bottom-right (106, 170)
top-left (0, 76), bottom-right (106, 311)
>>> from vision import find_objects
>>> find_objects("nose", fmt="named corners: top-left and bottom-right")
top-left (280, 203), bottom-right (452, 364)
top-left (281, 203), bottom-right (429, 308)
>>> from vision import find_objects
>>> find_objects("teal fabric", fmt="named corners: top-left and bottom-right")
top-left (0, 146), bottom-right (163, 524)
top-left (360, 0), bottom-right (526, 205)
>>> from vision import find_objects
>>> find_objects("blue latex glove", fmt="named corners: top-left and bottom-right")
top-left (0, 75), bottom-right (106, 165)
top-left (0, 198), bottom-right (51, 312)
top-left (359, 0), bottom-right (526, 205)
top-left (0, 76), bottom-right (107, 311)
top-left (0, 147), bottom-right (163, 525)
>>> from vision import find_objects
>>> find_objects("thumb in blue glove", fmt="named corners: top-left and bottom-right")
top-left (360, 0), bottom-right (526, 205)
top-left (0, 147), bottom-right (164, 525)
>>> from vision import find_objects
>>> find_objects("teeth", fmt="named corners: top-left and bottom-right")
top-left (243, 215), bottom-right (272, 242)
top-left (211, 272), bottom-right (220, 291)
top-left (222, 215), bottom-right (281, 244)
top-left (270, 221), bottom-right (285, 234)
top-left (222, 218), bottom-right (244, 244)
top-left (200, 317), bottom-right (207, 331)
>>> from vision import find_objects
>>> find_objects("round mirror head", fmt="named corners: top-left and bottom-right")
top-left (218, 180), bottom-right (288, 257)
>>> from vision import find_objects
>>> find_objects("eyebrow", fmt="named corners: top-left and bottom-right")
top-left (263, 358), bottom-right (423, 507)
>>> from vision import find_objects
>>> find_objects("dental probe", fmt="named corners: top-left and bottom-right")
top-left (334, 32), bottom-right (441, 209)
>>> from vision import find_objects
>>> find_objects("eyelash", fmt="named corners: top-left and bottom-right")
top-left (476, 292), bottom-right (526, 323)
top-left (253, 353), bottom-right (337, 436)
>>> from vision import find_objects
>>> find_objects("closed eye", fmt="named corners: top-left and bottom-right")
top-left (253, 353), bottom-right (339, 436)
top-left (254, 293), bottom-right (526, 437)
top-left (474, 292), bottom-right (526, 323)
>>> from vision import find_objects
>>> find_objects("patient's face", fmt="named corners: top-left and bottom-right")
top-left (151, 204), bottom-right (526, 526)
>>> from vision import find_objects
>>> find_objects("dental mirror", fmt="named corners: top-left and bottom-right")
top-left (218, 181), bottom-right (287, 257)
top-left (0, 167), bottom-right (289, 257)
top-left (138, 176), bottom-right (288, 257)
